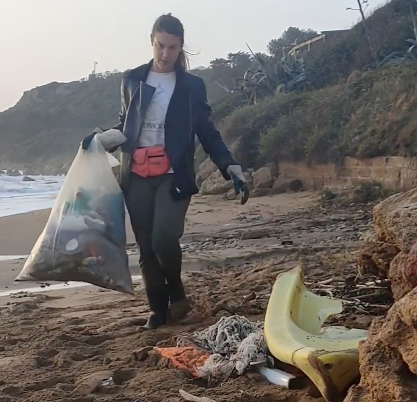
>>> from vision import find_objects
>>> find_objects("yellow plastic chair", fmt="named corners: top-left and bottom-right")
top-left (264, 266), bottom-right (368, 402)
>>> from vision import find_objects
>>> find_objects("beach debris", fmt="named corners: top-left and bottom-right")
top-left (0, 305), bottom-right (12, 316)
top-left (155, 346), bottom-right (210, 376)
top-left (177, 315), bottom-right (266, 379)
top-left (15, 137), bottom-right (134, 295)
top-left (305, 274), bottom-right (393, 316)
top-left (74, 370), bottom-right (113, 395)
top-left (255, 365), bottom-right (298, 388)
top-left (264, 266), bottom-right (368, 402)
top-left (179, 389), bottom-right (217, 402)
top-left (133, 346), bottom-right (154, 362)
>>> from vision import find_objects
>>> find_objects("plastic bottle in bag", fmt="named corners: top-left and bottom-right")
top-left (15, 136), bottom-right (134, 295)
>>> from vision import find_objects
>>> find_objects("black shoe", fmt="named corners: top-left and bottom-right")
top-left (142, 312), bottom-right (167, 330)
top-left (168, 298), bottom-right (192, 323)
top-left (142, 283), bottom-right (169, 330)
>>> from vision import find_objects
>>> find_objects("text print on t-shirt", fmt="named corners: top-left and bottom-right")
top-left (139, 71), bottom-right (176, 148)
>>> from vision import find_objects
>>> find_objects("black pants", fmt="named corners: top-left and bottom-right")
top-left (125, 173), bottom-right (190, 318)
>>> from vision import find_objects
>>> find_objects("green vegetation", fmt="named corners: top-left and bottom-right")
top-left (260, 65), bottom-right (417, 163)
top-left (213, 0), bottom-right (417, 168)
top-left (305, 0), bottom-right (417, 88)
top-left (222, 64), bottom-right (417, 168)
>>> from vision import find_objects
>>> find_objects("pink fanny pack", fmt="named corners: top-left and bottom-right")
top-left (131, 146), bottom-right (170, 177)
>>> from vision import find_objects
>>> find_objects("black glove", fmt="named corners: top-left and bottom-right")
top-left (81, 127), bottom-right (104, 150)
top-left (227, 165), bottom-right (249, 205)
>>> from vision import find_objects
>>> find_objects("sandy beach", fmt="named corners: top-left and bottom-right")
top-left (0, 190), bottom-right (381, 402)
top-left (0, 193), bottom-right (318, 293)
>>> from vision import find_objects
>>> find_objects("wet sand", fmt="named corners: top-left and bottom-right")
top-left (0, 192), bottom-right (318, 293)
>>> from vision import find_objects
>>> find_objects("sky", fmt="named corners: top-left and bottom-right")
top-left (0, 0), bottom-right (387, 112)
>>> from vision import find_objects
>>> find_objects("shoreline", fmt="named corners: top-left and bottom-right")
top-left (0, 173), bottom-right (63, 218)
top-left (0, 192), bottom-right (317, 298)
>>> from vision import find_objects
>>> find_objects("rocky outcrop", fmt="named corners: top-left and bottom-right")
top-left (358, 188), bottom-right (417, 300)
top-left (357, 241), bottom-right (399, 278)
top-left (199, 162), bottom-right (306, 198)
top-left (372, 190), bottom-right (417, 251)
top-left (199, 165), bottom-right (276, 196)
top-left (343, 287), bottom-right (417, 402)
top-left (273, 179), bottom-right (303, 194)
top-left (5, 169), bottom-right (21, 176)
top-left (22, 176), bottom-right (36, 182)
top-left (200, 171), bottom-right (233, 195)
top-left (222, 189), bottom-right (237, 200)
top-left (1, 163), bottom-right (68, 176)
top-left (252, 167), bottom-right (274, 189)
top-left (196, 158), bottom-right (217, 187)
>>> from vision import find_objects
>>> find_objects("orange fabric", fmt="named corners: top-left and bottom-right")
top-left (132, 146), bottom-right (170, 177)
top-left (154, 346), bottom-right (209, 377)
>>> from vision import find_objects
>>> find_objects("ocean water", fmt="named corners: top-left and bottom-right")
top-left (0, 174), bottom-right (65, 218)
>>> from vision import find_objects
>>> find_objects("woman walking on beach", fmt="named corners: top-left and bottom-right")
top-left (82, 13), bottom-right (248, 330)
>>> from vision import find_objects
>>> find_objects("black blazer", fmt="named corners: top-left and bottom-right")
top-left (113, 60), bottom-right (236, 199)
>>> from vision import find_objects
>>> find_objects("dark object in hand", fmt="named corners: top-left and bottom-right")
top-left (81, 127), bottom-right (104, 150)
top-left (230, 172), bottom-right (249, 205)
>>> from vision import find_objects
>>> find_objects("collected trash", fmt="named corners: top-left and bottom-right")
top-left (15, 136), bottom-right (134, 295)
top-left (264, 265), bottom-right (368, 402)
top-left (177, 315), bottom-right (266, 379)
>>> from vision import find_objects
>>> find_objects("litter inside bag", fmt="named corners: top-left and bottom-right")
top-left (15, 136), bottom-right (134, 295)
top-left (106, 152), bottom-right (120, 168)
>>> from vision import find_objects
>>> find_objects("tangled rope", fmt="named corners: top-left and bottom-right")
top-left (178, 315), bottom-right (266, 378)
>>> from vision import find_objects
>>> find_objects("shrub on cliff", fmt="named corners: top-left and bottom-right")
top-left (219, 93), bottom-right (308, 168)
top-left (305, 0), bottom-right (416, 89)
top-left (259, 64), bottom-right (417, 164)
top-left (215, 64), bottom-right (417, 167)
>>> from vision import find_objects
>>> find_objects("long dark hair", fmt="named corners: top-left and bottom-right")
top-left (151, 13), bottom-right (189, 71)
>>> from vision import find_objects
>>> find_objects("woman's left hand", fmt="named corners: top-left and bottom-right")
top-left (227, 165), bottom-right (249, 205)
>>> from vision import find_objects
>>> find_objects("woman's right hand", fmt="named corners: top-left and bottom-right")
top-left (81, 127), bottom-right (103, 150)
top-left (227, 165), bottom-right (249, 205)
top-left (82, 128), bottom-right (126, 152)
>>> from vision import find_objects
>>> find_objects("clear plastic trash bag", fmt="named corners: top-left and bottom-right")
top-left (15, 136), bottom-right (134, 295)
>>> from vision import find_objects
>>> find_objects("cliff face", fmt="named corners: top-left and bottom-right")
top-left (0, 73), bottom-right (123, 173)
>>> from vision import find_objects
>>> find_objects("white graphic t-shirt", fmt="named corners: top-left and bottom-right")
top-left (139, 71), bottom-right (176, 148)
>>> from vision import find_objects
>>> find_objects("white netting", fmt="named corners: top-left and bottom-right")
top-left (178, 315), bottom-right (266, 378)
